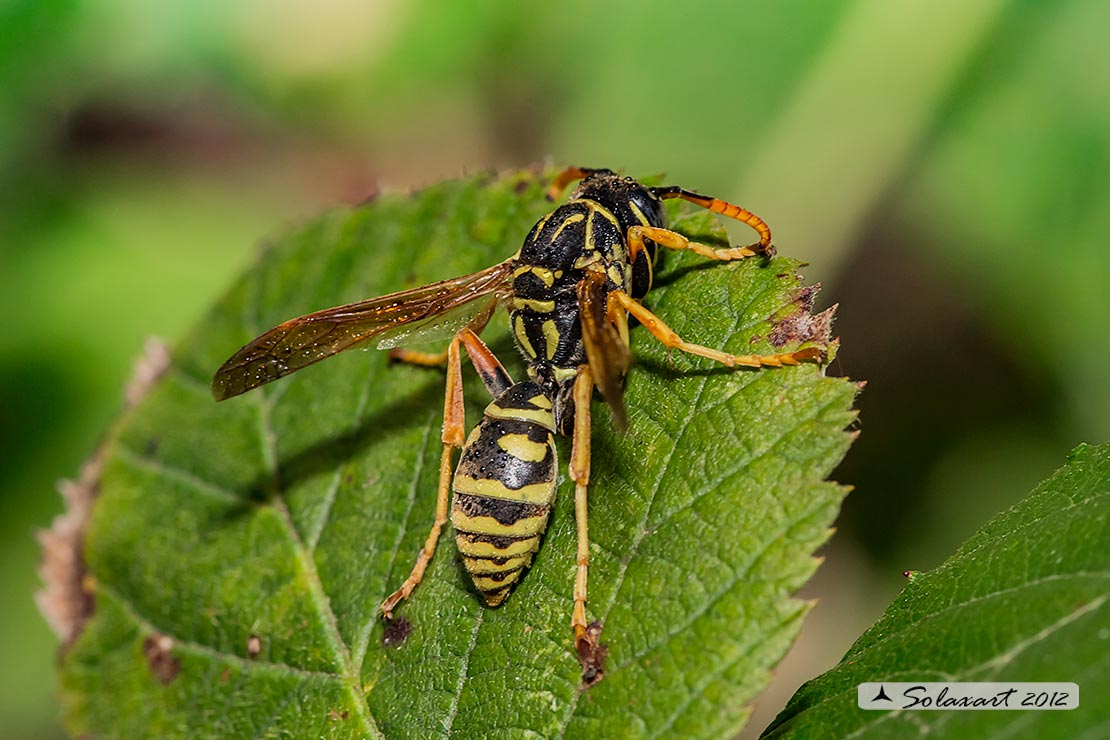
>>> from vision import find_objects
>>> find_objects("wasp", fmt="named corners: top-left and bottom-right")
top-left (212, 166), bottom-right (824, 686)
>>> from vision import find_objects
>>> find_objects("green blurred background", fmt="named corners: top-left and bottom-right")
top-left (3, 0), bottom-right (1108, 737)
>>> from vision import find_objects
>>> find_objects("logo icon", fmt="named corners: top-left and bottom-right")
top-left (871, 685), bottom-right (893, 702)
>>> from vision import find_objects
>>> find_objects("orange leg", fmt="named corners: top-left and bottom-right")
top-left (388, 347), bottom-right (449, 366)
top-left (609, 290), bottom-right (825, 368)
top-left (628, 224), bottom-right (766, 263)
top-left (379, 328), bottom-right (517, 618)
top-left (379, 333), bottom-right (469, 618)
top-left (388, 332), bottom-right (504, 380)
top-left (569, 365), bottom-right (606, 687)
top-left (651, 185), bottom-right (772, 252)
top-left (457, 328), bottom-right (512, 396)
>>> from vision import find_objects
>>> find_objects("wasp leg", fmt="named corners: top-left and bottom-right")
top-left (388, 347), bottom-right (449, 366)
top-left (458, 328), bottom-right (512, 396)
top-left (570, 364), bottom-right (606, 686)
top-left (379, 328), bottom-right (513, 618)
top-left (651, 186), bottom-right (772, 252)
top-left (628, 224), bottom-right (768, 263)
top-left (609, 290), bottom-right (825, 367)
top-left (380, 333), bottom-right (468, 618)
top-left (546, 166), bottom-right (604, 201)
top-left (388, 329), bottom-right (509, 386)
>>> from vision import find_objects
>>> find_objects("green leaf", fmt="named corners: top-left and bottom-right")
top-left (763, 442), bottom-right (1110, 739)
top-left (55, 169), bottom-right (856, 739)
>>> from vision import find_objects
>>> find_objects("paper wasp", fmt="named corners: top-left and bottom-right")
top-left (212, 166), bottom-right (824, 686)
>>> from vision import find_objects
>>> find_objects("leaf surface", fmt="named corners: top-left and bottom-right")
top-left (764, 442), bottom-right (1110, 740)
top-left (58, 169), bottom-right (856, 739)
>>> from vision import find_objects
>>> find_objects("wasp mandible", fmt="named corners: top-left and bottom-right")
top-left (212, 166), bottom-right (824, 686)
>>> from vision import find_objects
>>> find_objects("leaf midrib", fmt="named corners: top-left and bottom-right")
top-left (253, 388), bottom-right (383, 739)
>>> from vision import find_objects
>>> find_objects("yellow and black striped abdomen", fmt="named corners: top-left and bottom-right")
top-left (451, 382), bottom-right (557, 606)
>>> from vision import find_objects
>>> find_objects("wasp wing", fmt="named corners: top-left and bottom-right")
top-left (212, 261), bottom-right (514, 400)
top-left (578, 270), bottom-right (632, 431)
top-left (373, 296), bottom-right (497, 350)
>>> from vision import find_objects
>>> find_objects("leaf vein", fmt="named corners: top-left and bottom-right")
top-left (98, 581), bottom-right (346, 683)
top-left (354, 410), bottom-right (437, 670)
top-left (442, 609), bottom-right (485, 738)
top-left (612, 490), bottom-right (833, 672)
top-left (251, 358), bottom-right (382, 738)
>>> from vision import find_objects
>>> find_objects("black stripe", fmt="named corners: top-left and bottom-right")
top-left (482, 585), bottom-right (513, 602)
top-left (456, 531), bottom-right (535, 550)
top-left (456, 423), bottom-right (554, 491)
top-left (479, 567), bottom-right (523, 583)
top-left (453, 493), bottom-right (548, 527)
top-left (490, 382), bottom-right (550, 412)
top-left (467, 554), bottom-right (518, 565)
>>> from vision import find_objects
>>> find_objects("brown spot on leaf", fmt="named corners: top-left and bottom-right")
top-left (142, 633), bottom-right (181, 684)
top-left (381, 616), bottom-right (413, 647)
top-left (577, 621), bottom-right (608, 689)
top-left (247, 634), bottom-right (262, 657)
top-left (219, 667), bottom-right (232, 683)
top-left (769, 283), bottom-right (837, 349)
top-left (328, 709), bottom-right (350, 721)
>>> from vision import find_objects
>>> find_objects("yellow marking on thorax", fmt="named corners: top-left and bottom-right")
top-left (574, 253), bottom-right (601, 269)
top-left (456, 535), bottom-right (539, 559)
top-left (550, 213), bottom-right (585, 242)
top-left (529, 394), bottom-right (552, 409)
top-left (485, 402), bottom-right (556, 430)
top-left (453, 474), bottom-right (555, 504)
top-left (552, 365), bottom-right (578, 383)
top-left (513, 265), bottom-right (556, 287)
top-left (513, 297), bottom-right (556, 312)
top-left (607, 264), bottom-right (626, 287)
top-left (514, 315), bottom-right (538, 358)
top-left (451, 508), bottom-right (549, 538)
top-left (497, 433), bottom-right (551, 463)
top-left (533, 210), bottom-right (553, 234)
top-left (541, 319), bottom-right (560, 359)
top-left (574, 199), bottom-right (620, 227)
top-left (628, 200), bottom-right (651, 226)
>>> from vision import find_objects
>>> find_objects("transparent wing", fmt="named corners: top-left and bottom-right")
top-left (212, 261), bottom-right (514, 400)
top-left (374, 297), bottom-right (497, 350)
top-left (578, 270), bottom-right (632, 431)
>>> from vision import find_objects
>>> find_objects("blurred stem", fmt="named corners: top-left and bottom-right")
top-left (736, 0), bottom-right (1010, 273)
